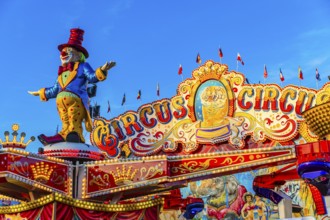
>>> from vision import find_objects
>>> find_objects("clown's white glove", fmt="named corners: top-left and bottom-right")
top-left (101, 61), bottom-right (116, 72)
top-left (28, 91), bottom-right (40, 96)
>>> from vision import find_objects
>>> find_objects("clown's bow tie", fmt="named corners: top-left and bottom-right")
top-left (58, 62), bottom-right (75, 75)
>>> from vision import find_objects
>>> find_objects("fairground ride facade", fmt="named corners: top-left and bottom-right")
top-left (1, 61), bottom-right (330, 219)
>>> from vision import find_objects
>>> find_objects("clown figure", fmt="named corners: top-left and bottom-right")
top-left (29, 28), bottom-right (116, 145)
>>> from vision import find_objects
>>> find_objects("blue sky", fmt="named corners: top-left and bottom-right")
top-left (0, 0), bottom-right (330, 152)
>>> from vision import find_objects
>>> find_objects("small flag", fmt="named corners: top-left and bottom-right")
top-left (121, 93), bottom-right (126, 106)
top-left (280, 68), bottom-right (285, 82)
top-left (157, 83), bottom-right (160, 97)
top-left (264, 65), bottom-right (268, 79)
top-left (137, 90), bottom-right (141, 100)
top-left (237, 53), bottom-right (242, 61)
top-left (298, 66), bottom-right (303, 80)
top-left (178, 64), bottom-right (183, 75)
top-left (219, 48), bottom-right (223, 58)
top-left (237, 53), bottom-right (244, 65)
top-left (196, 53), bottom-right (201, 64)
top-left (316, 68), bottom-right (321, 81)
top-left (107, 100), bottom-right (111, 113)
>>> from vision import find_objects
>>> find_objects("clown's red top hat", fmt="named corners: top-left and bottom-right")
top-left (58, 28), bottom-right (89, 58)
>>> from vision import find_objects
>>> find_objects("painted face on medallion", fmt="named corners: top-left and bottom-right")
top-left (60, 47), bottom-right (81, 65)
top-left (200, 86), bottom-right (227, 108)
top-left (200, 86), bottom-right (229, 127)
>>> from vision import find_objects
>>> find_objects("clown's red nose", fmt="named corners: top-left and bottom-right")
top-left (61, 51), bottom-right (67, 56)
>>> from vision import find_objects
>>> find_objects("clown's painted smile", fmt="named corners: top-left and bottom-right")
top-left (60, 47), bottom-right (80, 65)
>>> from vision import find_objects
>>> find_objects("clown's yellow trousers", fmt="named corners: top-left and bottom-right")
top-left (56, 95), bottom-right (86, 142)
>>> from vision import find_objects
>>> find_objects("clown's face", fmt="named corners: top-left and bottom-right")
top-left (60, 47), bottom-right (81, 65)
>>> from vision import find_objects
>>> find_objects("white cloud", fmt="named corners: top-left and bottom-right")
top-left (306, 56), bottom-right (329, 67)
top-left (106, 0), bottom-right (133, 16)
top-left (299, 28), bottom-right (330, 39)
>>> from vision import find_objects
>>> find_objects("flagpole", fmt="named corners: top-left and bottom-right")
top-left (316, 80), bottom-right (319, 90)
top-left (236, 61), bottom-right (238, 72)
top-left (181, 74), bottom-right (183, 82)
top-left (108, 109), bottom-right (112, 119)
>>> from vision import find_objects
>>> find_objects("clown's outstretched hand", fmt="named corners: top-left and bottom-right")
top-left (28, 91), bottom-right (40, 96)
top-left (101, 61), bottom-right (116, 72)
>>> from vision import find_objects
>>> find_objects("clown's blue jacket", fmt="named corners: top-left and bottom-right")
top-left (39, 62), bottom-right (106, 131)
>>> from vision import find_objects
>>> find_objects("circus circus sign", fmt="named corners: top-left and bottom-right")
top-left (91, 61), bottom-right (330, 158)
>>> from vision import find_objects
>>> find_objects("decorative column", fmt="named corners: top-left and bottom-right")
top-left (277, 191), bottom-right (292, 219)
top-left (324, 196), bottom-right (330, 216)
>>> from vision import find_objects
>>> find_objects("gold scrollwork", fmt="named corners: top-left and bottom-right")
top-left (178, 80), bottom-right (193, 95)
top-left (139, 163), bottom-right (164, 180)
top-left (225, 73), bottom-right (244, 88)
top-left (50, 171), bottom-right (66, 186)
top-left (8, 156), bottom-right (29, 177)
top-left (89, 173), bottom-right (110, 187)
top-left (171, 158), bottom-right (217, 174)
top-left (145, 118), bottom-right (196, 154)
top-left (221, 155), bottom-right (244, 165)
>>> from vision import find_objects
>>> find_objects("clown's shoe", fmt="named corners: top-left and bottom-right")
top-left (38, 134), bottom-right (64, 146)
